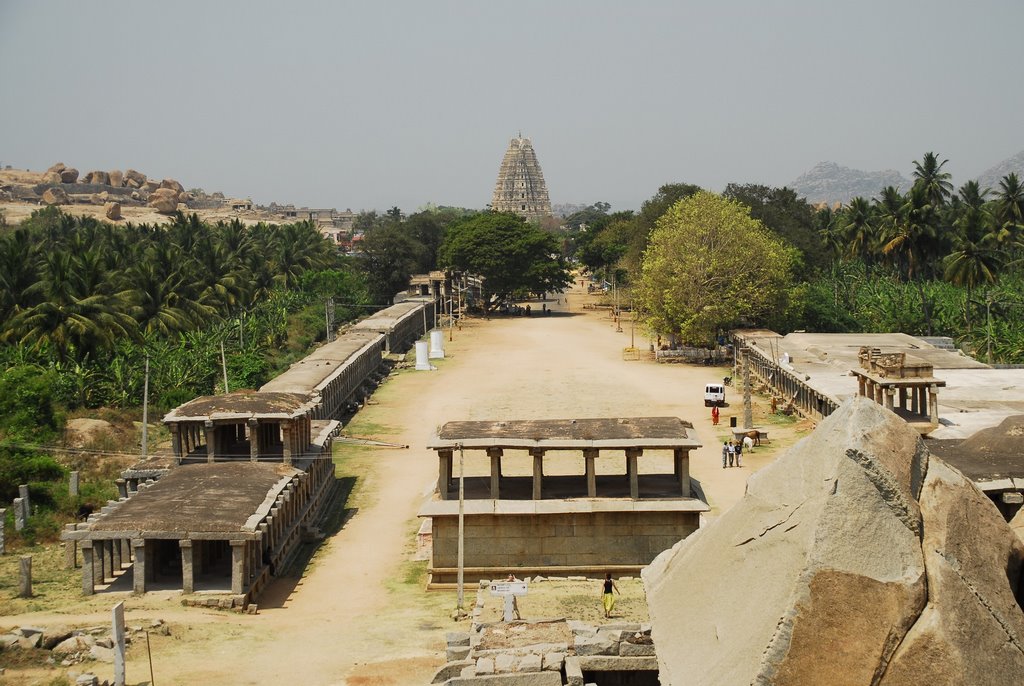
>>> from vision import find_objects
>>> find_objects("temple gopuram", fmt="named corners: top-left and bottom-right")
top-left (491, 135), bottom-right (552, 221)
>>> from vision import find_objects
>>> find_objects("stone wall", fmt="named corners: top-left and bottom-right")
top-left (431, 511), bottom-right (697, 579)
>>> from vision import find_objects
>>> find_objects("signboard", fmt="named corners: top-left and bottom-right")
top-left (489, 581), bottom-right (528, 597)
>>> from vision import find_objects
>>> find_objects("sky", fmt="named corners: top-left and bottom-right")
top-left (2, 1), bottom-right (1022, 213)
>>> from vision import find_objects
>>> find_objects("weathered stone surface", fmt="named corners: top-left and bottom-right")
top-left (573, 633), bottom-right (618, 656)
top-left (104, 202), bottom-right (121, 221)
top-left (42, 187), bottom-right (69, 205)
top-left (52, 634), bottom-right (95, 655)
top-left (447, 632), bottom-right (471, 647)
top-left (160, 178), bottom-right (184, 193)
top-left (475, 657), bottom-right (495, 675)
top-left (493, 653), bottom-right (516, 673)
top-left (644, 398), bottom-right (930, 685)
top-left (541, 651), bottom-right (564, 670)
top-left (107, 170), bottom-right (123, 187)
top-left (444, 673), bottom-right (561, 686)
top-left (447, 645), bottom-right (471, 661)
top-left (47, 162), bottom-right (66, 174)
top-left (148, 187), bottom-right (178, 214)
top-left (0, 634), bottom-right (19, 649)
top-left (879, 458), bottom-right (1024, 685)
top-left (89, 644), bottom-right (113, 662)
top-left (124, 169), bottom-right (146, 188)
top-left (41, 628), bottom-right (73, 650)
top-left (60, 168), bottom-right (79, 184)
top-left (41, 171), bottom-right (62, 185)
top-left (143, 180), bottom-right (160, 193)
top-left (16, 633), bottom-right (41, 649)
top-left (619, 640), bottom-right (655, 657)
top-left (84, 171), bottom-right (109, 185)
top-left (432, 659), bottom-right (474, 683)
top-left (644, 397), bottom-right (1024, 686)
top-left (518, 653), bottom-right (542, 672)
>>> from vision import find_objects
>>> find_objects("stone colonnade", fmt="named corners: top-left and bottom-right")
top-left (75, 449), bottom-right (336, 599)
top-left (437, 447), bottom-right (692, 501)
top-left (856, 375), bottom-right (940, 425)
top-left (737, 343), bottom-right (838, 420)
top-left (169, 416), bottom-right (313, 466)
top-left (311, 338), bottom-right (385, 419)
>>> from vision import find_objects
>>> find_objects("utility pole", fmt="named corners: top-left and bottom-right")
top-left (220, 341), bottom-right (229, 394)
top-left (141, 356), bottom-right (150, 459)
top-left (456, 443), bottom-right (465, 613)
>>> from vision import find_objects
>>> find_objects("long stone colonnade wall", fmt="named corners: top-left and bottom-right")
top-left (309, 337), bottom-right (387, 420)
top-left (736, 344), bottom-right (839, 421)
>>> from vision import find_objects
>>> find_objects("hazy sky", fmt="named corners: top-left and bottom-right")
top-left (2, 1), bottom-right (1022, 212)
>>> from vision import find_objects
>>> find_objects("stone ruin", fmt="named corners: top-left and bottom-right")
top-left (643, 396), bottom-right (1024, 685)
top-left (432, 580), bottom-right (657, 685)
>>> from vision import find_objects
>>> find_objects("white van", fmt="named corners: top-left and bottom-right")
top-left (704, 383), bottom-right (726, 407)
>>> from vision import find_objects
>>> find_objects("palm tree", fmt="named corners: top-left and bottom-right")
top-left (912, 152), bottom-right (953, 208)
top-left (842, 197), bottom-right (875, 262)
top-left (991, 173), bottom-right (1024, 248)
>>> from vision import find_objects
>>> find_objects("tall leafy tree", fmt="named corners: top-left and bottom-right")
top-left (635, 191), bottom-right (796, 344)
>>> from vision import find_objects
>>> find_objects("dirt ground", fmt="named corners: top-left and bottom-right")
top-left (0, 283), bottom-right (815, 685)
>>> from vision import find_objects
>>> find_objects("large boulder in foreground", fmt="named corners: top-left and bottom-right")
top-left (643, 397), bottom-right (1024, 685)
top-left (147, 187), bottom-right (178, 214)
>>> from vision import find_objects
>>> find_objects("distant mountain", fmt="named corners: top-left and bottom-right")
top-left (789, 162), bottom-right (911, 206)
top-left (976, 150), bottom-right (1024, 192)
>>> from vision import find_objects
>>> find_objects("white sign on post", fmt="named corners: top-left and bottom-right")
top-left (489, 581), bottom-right (528, 622)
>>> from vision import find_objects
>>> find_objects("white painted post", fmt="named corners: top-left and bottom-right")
top-left (112, 600), bottom-right (126, 686)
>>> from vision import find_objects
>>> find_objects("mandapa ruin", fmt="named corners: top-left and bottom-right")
top-left (491, 135), bottom-right (552, 221)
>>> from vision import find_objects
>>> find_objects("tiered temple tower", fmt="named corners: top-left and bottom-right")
top-left (491, 135), bottom-right (552, 221)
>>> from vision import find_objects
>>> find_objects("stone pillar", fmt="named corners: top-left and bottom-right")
top-left (929, 385), bottom-right (939, 424)
top-left (105, 539), bottom-right (115, 581)
top-left (180, 540), bottom-right (194, 594)
top-left (248, 419), bottom-right (260, 463)
top-left (63, 525), bottom-right (77, 568)
top-left (911, 385), bottom-right (920, 413)
top-left (94, 540), bottom-right (106, 586)
top-left (626, 449), bottom-right (641, 500)
top-left (132, 540), bottom-right (147, 594)
top-left (438, 449), bottom-right (452, 500)
top-left (584, 448), bottom-right (598, 498)
top-left (116, 479), bottom-right (128, 499)
top-left (19, 555), bottom-right (32, 597)
top-left (531, 449), bottom-right (544, 500)
top-left (675, 448), bottom-right (691, 498)
top-left (282, 422), bottom-right (293, 466)
top-left (121, 539), bottom-right (131, 565)
top-left (69, 471), bottom-right (80, 497)
top-left (13, 498), bottom-right (25, 531)
top-left (487, 448), bottom-right (502, 500)
top-left (230, 541), bottom-right (247, 595)
top-left (857, 375), bottom-right (865, 397)
top-left (898, 387), bottom-right (908, 411)
top-left (19, 484), bottom-right (30, 520)
top-left (81, 541), bottom-right (95, 595)
top-left (884, 387), bottom-right (894, 410)
top-left (742, 348), bottom-right (753, 430)
top-left (204, 420), bottom-right (216, 463)
top-left (112, 537), bottom-right (122, 572)
top-left (170, 423), bottom-right (182, 461)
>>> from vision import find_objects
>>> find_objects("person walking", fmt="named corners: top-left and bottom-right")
top-left (601, 573), bottom-right (620, 618)
top-left (735, 437), bottom-right (743, 468)
top-left (711, 405), bottom-right (720, 426)
top-left (727, 441), bottom-right (736, 468)
top-left (722, 440), bottom-right (729, 469)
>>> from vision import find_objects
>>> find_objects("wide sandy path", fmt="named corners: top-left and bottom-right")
top-left (14, 287), bottom-right (783, 685)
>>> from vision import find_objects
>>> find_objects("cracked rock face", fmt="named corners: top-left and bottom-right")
top-left (643, 397), bottom-right (1024, 686)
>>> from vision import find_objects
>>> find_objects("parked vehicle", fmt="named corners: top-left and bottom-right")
top-left (704, 383), bottom-right (726, 407)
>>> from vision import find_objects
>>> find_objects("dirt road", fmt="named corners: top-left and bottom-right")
top-left (6, 286), bottom-right (798, 685)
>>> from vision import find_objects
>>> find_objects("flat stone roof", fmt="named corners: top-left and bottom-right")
top-left (163, 391), bottom-right (315, 422)
top-left (259, 333), bottom-right (382, 393)
top-left (734, 330), bottom-right (1024, 439)
top-left (419, 498), bottom-right (709, 517)
top-left (67, 462), bottom-right (300, 540)
top-left (350, 300), bottom-right (426, 332)
top-left (428, 417), bottom-right (700, 451)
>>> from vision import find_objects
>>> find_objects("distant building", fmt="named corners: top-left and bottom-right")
top-left (491, 135), bottom-right (552, 221)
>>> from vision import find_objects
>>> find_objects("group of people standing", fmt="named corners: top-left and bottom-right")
top-left (722, 438), bottom-right (744, 468)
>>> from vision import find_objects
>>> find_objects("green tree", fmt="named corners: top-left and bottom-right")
top-left (439, 212), bottom-right (572, 309)
top-left (635, 191), bottom-right (796, 343)
top-left (358, 223), bottom-right (422, 304)
top-left (722, 184), bottom-right (827, 271)
top-left (912, 152), bottom-right (954, 208)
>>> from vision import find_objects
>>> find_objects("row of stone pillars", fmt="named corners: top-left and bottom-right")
top-left (436, 447), bottom-right (692, 500)
top-left (79, 539), bottom-right (134, 594)
top-left (170, 418), bottom-right (313, 467)
top-left (857, 377), bottom-right (939, 424)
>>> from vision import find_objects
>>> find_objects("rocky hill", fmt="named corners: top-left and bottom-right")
top-left (976, 149), bottom-right (1024, 191)
top-left (789, 161), bottom-right (911, 206)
